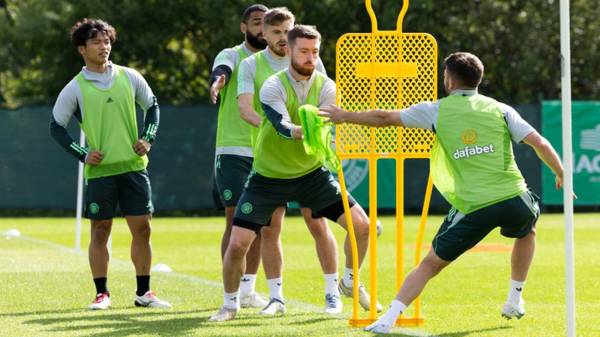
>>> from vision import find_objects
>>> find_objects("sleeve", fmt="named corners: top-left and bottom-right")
top-left (318, 78), bottom-right (336, 108)
top-left (141, 97), bottom-right (160, 143)
top-left (260, 76), bottom-right (294, 139)
top-left (124, 67), bottom-right (160, 143)
top-left (212, 48), bottom-right (237, 71)
top-left (50, 81), bottom-right (88, 162)
top-left (499, 102), bottom-right (535, 143)
top-left (210, 49), bottom-right (236, 86)
top-left (399, 101), bottom-right (440, 131)
top-left (237, 57), bottom-right (256, 96)
top-left (209, 65), bottom-right (232, 87)
top-left (316, 58), bottom-right (327, 76)
top-left (123, 67), bottom-right (155, 111)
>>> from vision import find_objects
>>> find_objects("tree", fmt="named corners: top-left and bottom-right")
top-left (0, 0), bottom-right (598, 108)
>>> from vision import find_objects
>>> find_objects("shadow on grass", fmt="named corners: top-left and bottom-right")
top-left (385, 325), bottom-right (511, 337)
top-left (289, 316), bottom-right (336, 325)
top-left (18, 307), bottom-right (333, 337)
top-left (14, 308), bottom-right (226, 337)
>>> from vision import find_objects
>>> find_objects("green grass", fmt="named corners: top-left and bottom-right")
top-left (0, 214), bottom-right (598, 337)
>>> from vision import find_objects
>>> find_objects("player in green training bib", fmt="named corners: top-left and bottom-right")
top-left (210, 25), bottom-right (381, 323)
top-left (208, 3), bottom-right (269, 309)
top-left (233, 8), bottom-right (342, 318)
top-left (320, 52), bottom-right (567, 334)
top-left (50, 19), bottom-right (170, 310)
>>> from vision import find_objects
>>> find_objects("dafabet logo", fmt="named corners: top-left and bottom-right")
top-left (453, 128), bottom-right (494, 160)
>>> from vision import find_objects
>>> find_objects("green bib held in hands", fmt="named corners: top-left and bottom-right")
top-left (430, 93), bottom-right (527, 214)
top-left (298, 104), bottom-right (340, 172)
top-left (253, 71), bottom-right (326, 179)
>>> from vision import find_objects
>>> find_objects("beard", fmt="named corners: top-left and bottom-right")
top-left (246, 31), bottom-right (267, 50)
top-left (291, 58), bottom-right (315, 77)
top-left (268, 40), bottom-right (287, 57)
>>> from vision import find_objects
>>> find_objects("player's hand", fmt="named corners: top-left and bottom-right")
top-left (555, 175), bottom-right (562, 190)
top-left (319, 104), bottom-right (347, 124)
top-left (292, 125), bottom-right (304, 140)
top-left (133, 139), bottom-right (151, 156)
top-left (210, 75), bottom-right (226, 104)
top-left (85, 150), bottom-right (103, 166)
top-left (555, 175), bottom-right (578, 199)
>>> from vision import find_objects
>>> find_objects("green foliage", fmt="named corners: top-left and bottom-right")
top-left (0, 0), bottom-right (598, 108)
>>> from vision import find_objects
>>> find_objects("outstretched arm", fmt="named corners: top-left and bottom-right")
top-left (319, 104), bottom-right (404, 127)
top-left (523, 131), bottom-right (565, 190)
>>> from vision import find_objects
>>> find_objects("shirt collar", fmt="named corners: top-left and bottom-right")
top-left (240, 42), bottom-right (253, 55)
top-left (450, 88), bottom-right (478, 96)
top-left (265, 47), bottom-right (288, 62)
top-left (82, 61), bottom-right (113, 77)
top-left (285, 68), bottom-right (316, 86)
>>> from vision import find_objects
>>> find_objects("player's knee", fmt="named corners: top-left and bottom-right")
top-left (518, 230), bottom-right (536, 244)
top-left (420, 254), bottom-right (447, 276)
top-left (227, 238), bottom-right (250, 259)
top-left (91, 221), bottom-right (111, 244)
top-left (261, 225), bottom-right (280, 240)
top-left (132, 224), bottom-right (151, 240)
top-left (351, 215), bottom-right (370, 240)
top-left (306, 218), bottom-right (330, 239)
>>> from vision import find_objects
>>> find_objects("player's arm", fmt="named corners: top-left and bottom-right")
top-left (502, 102), bottom-right (565, 191)
top-left (260, 76), bottom-right (302, 140)
top-left (523, 131), bottom-right (565, 189)
top-left (319, 105), bottom-right (404, 127)
top-left (238, 94), bottom-right (261, 127)
top-left (50, 82), bottom-right (102, 165)
top-left (209, 66), bottom-right (231, 104)
top-left (320, 101), bottom-right (438, 130)
top-left (126, 67), bottom-right (159, 155)
top-left (237, 58), bottom-right (261, 127)
top-left (209, 49), bottom-right (236, 104)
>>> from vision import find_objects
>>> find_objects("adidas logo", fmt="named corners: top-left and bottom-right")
top-left (241, 278), bottom-right (251, 282)
top-left (516, 287), bottom-right (522, 292)
top-left (106, 97), bottom-right (114, 103)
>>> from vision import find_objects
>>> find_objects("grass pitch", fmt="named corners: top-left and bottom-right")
top-left (0, 214), bottom-right (598, 337)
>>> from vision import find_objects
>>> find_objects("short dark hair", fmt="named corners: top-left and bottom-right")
top-left (443, 52), bottom-right (484, 88)
top-left (288, 25), bottom-right (321, 48)
top-left (242, 4), bottom-right (268, 23)
top-left (264, 7), bottom-right (294, 27)
top-left (70, 18), bottom-right (116, 47)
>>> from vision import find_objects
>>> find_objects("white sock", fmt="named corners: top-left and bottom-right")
top-left (224, 290), bottom-right (240, 310)
top-left (342, 267), bottom-right (356, 288)
top-left (378, 300), bottom-right (407, 326)
top-left (267, 277), bottom-right (284, 302)
top-left (324, 273), bottom-right (340, 296)
top-left (507, 279), bottom-right (525, 305)
top-left (239, 274), bottom-right (257, 296)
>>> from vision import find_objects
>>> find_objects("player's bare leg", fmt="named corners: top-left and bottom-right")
top-left (222, 206), bottom-right (265, 307)
top-left (301, 208), bottom-right (341, 313)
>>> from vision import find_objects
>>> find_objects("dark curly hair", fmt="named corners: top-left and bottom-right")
top-left (70, 18), bottom-right (116, 47)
